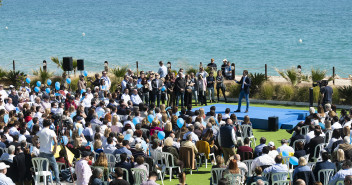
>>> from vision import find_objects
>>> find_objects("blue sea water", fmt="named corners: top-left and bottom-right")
top-left (0, 0), bottom-right (352, 76)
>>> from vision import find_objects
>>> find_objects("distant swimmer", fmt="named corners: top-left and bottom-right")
top-left (82, 32), bottom-right (86, 36)
top-left (5, 26), bottom-right (8, 30)
top-left (299, 38), bottom-right (302, 43)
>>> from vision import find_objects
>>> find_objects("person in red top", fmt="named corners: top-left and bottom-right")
top-left (237, 137), bottom-right (254, 160)
top-left (150, 120), bottom-right (163, 136)
top-left (65, 94), bottom-right (77, 110)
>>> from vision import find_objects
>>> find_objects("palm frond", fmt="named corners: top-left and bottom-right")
top-left (111, 66), bottom-right (128, 78)
top-left (311, 69), bottom-right (327, 82)
top-left (32, 67), bottom-right (54, 83)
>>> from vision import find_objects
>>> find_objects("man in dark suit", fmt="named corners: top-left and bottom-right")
top-left (115, 153), bottom-right (134, 184)
top-left (151, 73), bottom-right (163, 107)
top-left (313, 152), bottom-right (336, 184)
top-left (186, 104), bottom-right (195, 117)
top-left (175, 72), bottom-right (186, 107)
top-left (305, 128), bottom-right (324, 162)
top-left (289, 127), bottom-right (306, 147)
top-left (234, 70), bottom-right (251, 113)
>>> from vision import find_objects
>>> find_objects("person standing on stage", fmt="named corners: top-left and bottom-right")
top-left (234, 70), bottom-right (251, 113)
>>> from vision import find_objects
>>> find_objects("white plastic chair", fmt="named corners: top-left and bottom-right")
top-left (241, 125), bottom-right (256, 147)
top-left (307, 162), bottom-right (316, 170)
top-left (324, 129), bottom-right (333, 144)
top-left (162, 152), bottom-right (181, 181)
top-left (211, 168), bottom-right (226, 185)
top-left (106, 153), bottom-right (116, 172)
top-left (272, 180), bottom-right (291, 185)
top-left (243, 159), bottom-right (254, 177)
top-left (121, 167), bottom-right (129, 182)
top-left (224, 173), bottom-right (243, 185)
top-left (131, 168), bottom-right (148, 185)
top-left (32, 157), bottom-right (53, 185)
top-left (91, 166), bottom-right (109, 182)
top-left (271, 172), bottom-right (288, 182)
top-left (336, 179), bottom-right (345, 185)
top-left (300, 126), bottom-right (310, 136)
top-left (317, 169), bottom-right (335, 185)
top-left (199, 153), bottom-right (209, 168)
top-left (292, 139), bottom-right (306, 151)
top-left (312, 143), bottom-right (325, 162)
top-left (57, 162), bottom-right (67, 171)
top-left (209, 153), bottom-right (216, 165)
top-left (115, 154), bottom-right (121, 163)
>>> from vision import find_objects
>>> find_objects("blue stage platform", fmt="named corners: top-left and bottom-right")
top-left (193, 104), bottom-right (308, 130)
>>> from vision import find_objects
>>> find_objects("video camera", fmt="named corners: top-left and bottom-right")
top-left (313, 80), bottom-right (328, 88)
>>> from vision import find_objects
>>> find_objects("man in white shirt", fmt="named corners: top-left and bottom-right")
top-left (277, 139), bottom-right (294, 154)
top-left (121, 89), bottom-right (131, 105)
top-left (103, 137), bottom-right (117, 154)
top-left (306, 125), bottom-right (325, 144)
top-left (100, 71), bottom-right (111, 91)
top-left (157, 61), bottom-right (168, 78)
top-left (34, 119), bottom-right (60, 184)
top-left (4, 98), bottom-right (15, 112)
top-left (0, 162), bottom-right (15, 185)
top-left (331, 117), bottom-right (343, 130)
top-left (75, 151), bottom-right (92, 185)
top-left (131, 89), bottom-right (142, 106)
top-left (0, 85), bottom-right (8, 100)
top-left (196, 67), bottom-right (208, 79)
top-left (251, 146), bottom-right (276, 172)
top-left (182, 125), bottom-right (199, 143)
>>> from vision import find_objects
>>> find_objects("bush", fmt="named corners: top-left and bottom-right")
top-left (6, 70), bottom-right (26, 88)
top-left (276, 67), bottom-right (300, 86)
top-left (277, 85), bottom-right (294, 101)
top-left (32, 67), bottom-right (54, 83)
top-left (248, 73), bottom-right (266, 95)
top-left (259, 82), bottom-right (275, 100)
top-left (313, 86), bottom-right (320, 103)
top-left (186, 67), bottom-right (197, 75)
top-left (332, 87), bottom-right (340, 104)
top-left (293, 86), bottom-right (310, 102)
top-left (226, 83), bottom-right (241, 98)
top-left (311, 68), bottom-right (327, 82)
top-left (338, 86), bottom-right (352, 104)
top-left (110, 66), bottom-right (128, 78)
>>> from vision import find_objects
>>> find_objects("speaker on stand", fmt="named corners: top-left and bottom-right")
top-left (268, 116), bottom-right (279, 131)
top-left (77, 59), bottom-right (84, 76)
top-left (63, 57), bottom-right (73, 91)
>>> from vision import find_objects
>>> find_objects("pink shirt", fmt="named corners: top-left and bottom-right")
top-left (75, 159), bottom-right (92, 185)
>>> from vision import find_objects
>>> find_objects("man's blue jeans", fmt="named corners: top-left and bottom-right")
top-left (237, 90), bottom-right (249, 111)
top-left (39, 152), bottom-right (60, 183)
top-left (176, 91), bottom-right (184, 107)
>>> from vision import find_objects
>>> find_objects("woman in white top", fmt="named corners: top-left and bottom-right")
top-left (326, 129), bottom-right (342, 153)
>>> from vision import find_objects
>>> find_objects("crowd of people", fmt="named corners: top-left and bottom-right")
top-left (0, 59), bottom-right (351, 185)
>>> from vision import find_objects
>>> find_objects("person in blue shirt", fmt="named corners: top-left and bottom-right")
top-left (329, 161), bottom-right (352, 185)
top-left (313, 152), bottom-right (336, 184)
top-left (113, 140), bottom-right (132, 156)
top-left (254, 137), bottom-right (267, 158)
top-left (263, 155), bottom-right (289, 181)
top-left (292, 157), bottom-right (313, 179)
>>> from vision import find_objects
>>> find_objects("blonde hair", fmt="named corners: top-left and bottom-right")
top-left (68, 105), bottom-right (75, 113)
top-left (112, 115), bottom-right (119, 126)
top-left (199, 108), bottom-right (205, 118)
top-left (160, 104), bottom-right (166, 113)
top-left (74, 137), bottom-right (82, 148)
top-left (94, 153), bottom-right (108, 167)
top-left (298, 157), bottom-right (307, 166)
top-left (337, 149), bottom-right (345, 161)
top-left (104, 128), bottom-right (111, 138)
top-left (152, 120), bottom-right (159, 127)
top-left (208, 117), bottom-right (215, 126)
top-left (164, 121), bottom-right (172, 132)
top-left (94, 139), bottom-right (102, 150)
top-left (161, 113), bottom-right (168, 123)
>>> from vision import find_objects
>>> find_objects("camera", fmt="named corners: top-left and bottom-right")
top-left (313, 80), bottom-right (328, 87)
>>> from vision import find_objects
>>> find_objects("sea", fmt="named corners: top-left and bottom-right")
top-left (0, 0), bottom-right (352, 77)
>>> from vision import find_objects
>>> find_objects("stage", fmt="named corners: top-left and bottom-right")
top-left (193, 104), bottom-right (308, 130)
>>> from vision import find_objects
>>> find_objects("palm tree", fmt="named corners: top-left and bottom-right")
top-left (32, 67), bottom-right (54, 83)
top-left (276, 67), bottom-right (300, 86)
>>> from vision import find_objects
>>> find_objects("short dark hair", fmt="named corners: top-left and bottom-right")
top-left (43, 119), bottom-right (51, 127)
top-left (321, 152), bottom-right (329, 161)
top-left (254, 166), bottom-right (262, 175)
top-left (115, 167), bottom-right (124, 177)
top-left (107, 137), bottom-right (113, 144)
top-left (275, 155), bottom-right (283, 164)
top-left (244, 137), bottom-right (250, 145)
top-left (260, 137), bottom-right (266, 144)
top-left (262, 146), bottom-right (270, 154)
top-left (120, 153), bottom-right (127, 162)
top-left (122, 140), bottom-right (129, 146)
top-left (149, 171), bottom-right (158, 178)
top-left (218, 178), bottom-right (228, 185)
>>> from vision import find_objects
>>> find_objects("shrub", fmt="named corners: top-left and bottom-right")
top-left (186, 67), bottom-right (197, 75)
top-left (293, 86), bottom-right (310, 102)
top-left (277, 85), bottom-right (294, 101)
top-left (338, 86), bottom-right (352, 104)
top-left (32, 67), bottom-right (54, 83)
top-left (226, 83), bottom-right (241, 98)
top-left (6, 70), bottom-right (26, 87)
top-left (248, 73), bottom-right (266, 95)
top-left (259, 82), bottom-right (275, 100)
top-left (0, 68), bottom-right (7, 79)
top-left (313, 86), bottom-right (320, 103)
top-left (110, 66), bottom-right (128, 78)
top-left (311, 68), bottom-right (327, 82)
top-left (276, 67), bottom-right (300, 86)
top-left (332, 87), bottom-right (340, 104)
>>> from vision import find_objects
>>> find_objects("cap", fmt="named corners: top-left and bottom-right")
top-left (223, 59), bottom-right (228, 62)
top-left (0, 162), bottom-right (10, 170)
top-left (81, 151), bottom-right (91, 158)
top-left (268, 141), bottom-right (275, 147)
top-left (9, 85), bottom-right (14, 88)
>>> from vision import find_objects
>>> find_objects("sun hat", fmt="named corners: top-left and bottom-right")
top-left (268, 141), bottom-right (275, 147)
top-left (0, 162), bottom-right (10, 170)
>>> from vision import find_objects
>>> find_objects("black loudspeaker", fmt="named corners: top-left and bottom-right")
top-left (77, 59), bottom-right (84, 71)
top-left (268, 116), bottom-right (279, 131)
top-left (62, 57), bottom-right (73, 71)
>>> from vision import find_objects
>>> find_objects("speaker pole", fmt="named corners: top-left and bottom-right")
top-left (309, 87), bottom-right (313, 107)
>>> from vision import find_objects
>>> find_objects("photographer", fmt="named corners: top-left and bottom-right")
top-left (319, 80), bottom-right (333, 111)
